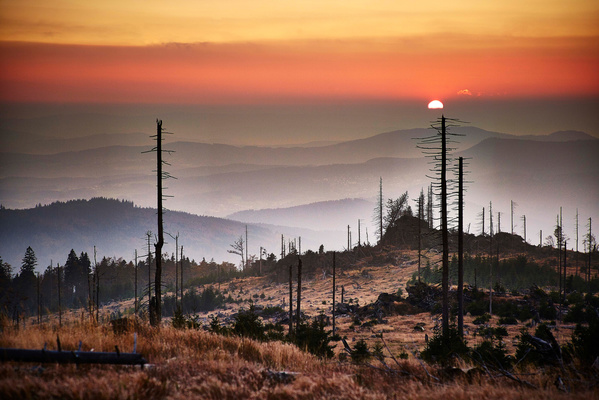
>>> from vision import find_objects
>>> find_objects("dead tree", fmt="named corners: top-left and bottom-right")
top-left (296, 256), bottom-right (302, 332)
top-left (228, 236), bottom-right (245, 269)
top-left (134, 249), bottom-right (138, 315)
top-left (563, 241), bottom-right (567, 304)
top-left (143, 119), bottom-right (175, 327)
top-left (57, 263), bottom-right (61, 327)
top-left (373, 177), bottom-right (384, 243)
top-left (419, 115), bottom-right (465, 343)
top-left (146, 231), bottom-right (152, 319)
top-left (588, 218), bottom-right (593, 290)
top-left (427, 183), bottom-right (434, 229)
top-left (288, 264), bottom-right (293, 335)
top-left (180, 246), bottom-right (184, 300)
top-left (94, 246), bottom-right (99, 323)
top-left (332, 252), bottom-right (336, 335)
top-left (457, 157), bottom-right (464, 338)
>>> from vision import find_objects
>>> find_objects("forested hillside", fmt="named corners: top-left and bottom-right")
top-left (0, 198), bottom-right (320, 270)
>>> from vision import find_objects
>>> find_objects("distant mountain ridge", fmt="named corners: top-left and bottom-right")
top-left (227, 198), bottom-right (374, 231)
top-left (519, 130), bottom-right (596, 142)
top-left (0, 131), bottom-right (150, 155)
top-left (0, 198), bottom-right (336, 273)
top-left (3, 126), bottom-right (587, 180)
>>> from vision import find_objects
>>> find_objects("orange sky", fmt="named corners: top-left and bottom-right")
top-left (1, 1), bottom-right (598, 103)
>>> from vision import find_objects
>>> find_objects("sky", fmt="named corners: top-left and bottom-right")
top-left (0, 0), bottom-right (598, 107)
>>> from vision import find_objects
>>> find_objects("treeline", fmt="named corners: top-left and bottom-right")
top-left (413, 253), bottom-right (599, 293)
top-left (0, 246), bottom-right (262, 321)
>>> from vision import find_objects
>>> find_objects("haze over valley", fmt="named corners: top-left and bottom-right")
top-left (1, 113), bottom-right (597, 271)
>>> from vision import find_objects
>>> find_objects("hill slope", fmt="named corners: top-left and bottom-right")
top-left (227, 198), bottom-right (374, 231)
top-left (0, 198), bottom-right (332, 272)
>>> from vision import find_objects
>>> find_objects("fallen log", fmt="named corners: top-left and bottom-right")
top-left (0, 348), bottom-right (147, 366)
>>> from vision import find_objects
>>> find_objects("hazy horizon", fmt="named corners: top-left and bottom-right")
top-left (1, 97), bottom-right (598, 147)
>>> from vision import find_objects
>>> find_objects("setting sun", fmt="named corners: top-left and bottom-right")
top-left (428, 100), bottom-right (444, 109)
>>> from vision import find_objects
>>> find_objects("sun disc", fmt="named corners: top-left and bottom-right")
top-left (428, 100), bottom-right (444, 109)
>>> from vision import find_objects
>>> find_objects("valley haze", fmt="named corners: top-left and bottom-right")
top-left (1, 107), bottom-right (597, 272)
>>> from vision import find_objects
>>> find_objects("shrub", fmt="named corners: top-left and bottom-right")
top-left (571, 310), bottom-right (599, 365)
top-left (471, 339), bottom-right (511, 370)
top-left (514, 323), bottom-right (562, 367)
top-left (498, 316), bottom-right (518, 325)
top-left (538, 300), bottom-right (556, 320)
top-left (233, 303), bottom-right (265, 341)
top-left (351, 339), bottom-right (371, 364)
top-left (369, 343), bottom-right (384, 363)
top-left (473, 313), bottom-right (491, 325)
top-left (467, 300), bottom-right (488, 317)
top-left (471, 325), bottom-right (511, 370)
top-left (171, 306), bottom-right (186, 329)
top-left (293, 314), bottom-right (335, 358)
top-left (421, 325), bottom-right (469, 366)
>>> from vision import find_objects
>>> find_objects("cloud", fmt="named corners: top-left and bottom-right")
top-left (457, 89), bottom-right (473, 96)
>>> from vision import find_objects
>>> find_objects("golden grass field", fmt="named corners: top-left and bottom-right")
top-left (1, 252), bottom-right (597, 399)
top-left (1, 320), bottom-right (596, 399)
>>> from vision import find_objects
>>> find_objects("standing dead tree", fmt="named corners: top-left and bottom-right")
top-left (372, 177), bottom-right (384, 243)
top-left (418, 114), bottom-right (465, 343)
top-left (143, 120), bottom-right (175, 327)
top-left (332, 252), bottom-right (336, 335)
top-left (228, 236), bottom-right (245, 270)
top-left (288, 263), bottom-right (293, 335)
top-left (296, 256), bottom-right (302, 332)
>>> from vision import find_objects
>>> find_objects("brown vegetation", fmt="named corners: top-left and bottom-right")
top-left (1, 318), bottom-right (597, 399)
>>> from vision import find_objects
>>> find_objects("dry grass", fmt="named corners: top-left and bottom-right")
top-left (2, 252), bottom-right (596, 398)
top-left (1, 321), bottom-right (597, 399)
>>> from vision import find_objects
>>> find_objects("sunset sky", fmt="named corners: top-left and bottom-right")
top-left (1, 0), bottom-right (598, 106)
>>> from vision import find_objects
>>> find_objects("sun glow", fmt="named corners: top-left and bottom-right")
top-left (428, 100), bottom-right (444, 109)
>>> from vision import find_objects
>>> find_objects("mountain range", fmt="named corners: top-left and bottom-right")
top-left (0, 198), bottom-right (337, 272)
top-left (1, 124), bottom-right (597, 270)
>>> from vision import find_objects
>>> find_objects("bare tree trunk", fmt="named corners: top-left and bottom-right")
top-left (458, 157), bottom-right (464, 338)
top-left (296, 257), bottom-right (302, 332)
top-left (146, 232), bottom-right (152, 319)
top-left (441, 115), bottom-right (449, 342)
top-left (57, 263), bottom-right (62, 328)
top-left (180, 246), bottom-right (184, 302)
top-left (153, 119), bottom-right (164, 327)
top-left (37, 273), bottom-right (41, 325)
top-left (95, 247), bottom-right (99, 323)
top-left (563, 241), bottom-right (567, 304)
top-left (134, 249), bottom-right (138, 315)
top-left (418, 188), bottom-right (424, 283)
top-left (288, 264), bottom-right (293, 335)
top-left (379, 177), bottom-right (383, 242)
top-left (332, 252), bottom-right (336, 335)
top-left (175, 236), bottom-right (178, 307)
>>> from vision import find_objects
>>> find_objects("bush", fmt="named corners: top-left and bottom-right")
top-left (421, 325), bottom-right (469, 366)
top-left (466, 300), bottom-right (488, 317)
top-left (514, 324), bottom-right (562, 367)
top-left (293, 314), bottom-right (335, 358)
top-left (351, 339), bottom-right (371, 364)
top-left (571, 310), bottom-right (599, 365)
top-left (471, 339), bottom-right (511, 370)
top-left (171, 306), bottom-right (186, 329)
top-left (471, 324), bottom-right (511, 369)
top-left (473, 313), bottom-right (491, 325)
top-left (498, 316), bottom-right (518, 325)
top-left (539, 300), bottom-right (557, 320)
top-left (233, 303), bottom-right (265, 341)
